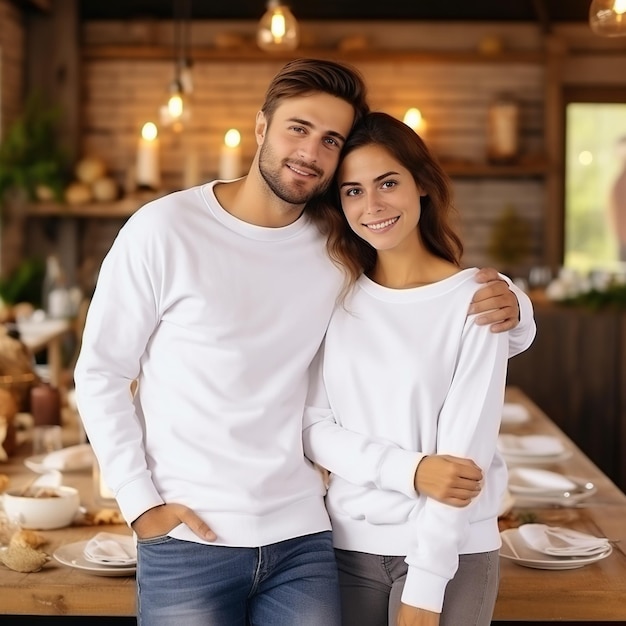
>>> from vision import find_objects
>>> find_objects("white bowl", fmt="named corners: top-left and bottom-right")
top-left (3, 486), bottom-right (80, 530)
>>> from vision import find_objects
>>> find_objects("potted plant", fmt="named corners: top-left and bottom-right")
top-left (0, 94), bottom-right (68, 207)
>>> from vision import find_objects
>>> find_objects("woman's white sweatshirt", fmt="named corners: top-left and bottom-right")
top-left (303, 269), bottom-right (521, 613)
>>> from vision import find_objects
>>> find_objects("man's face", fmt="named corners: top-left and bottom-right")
top-left (256, 93), bottom-right (355, 206)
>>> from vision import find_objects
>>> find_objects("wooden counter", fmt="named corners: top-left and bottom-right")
top-left (1, 387), bottom-right (625, 621)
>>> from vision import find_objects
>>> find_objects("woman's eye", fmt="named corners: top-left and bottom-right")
top-left (345, 188), bottom-right (361, 197)
top-left (382, 180), bottom-right (396, 189)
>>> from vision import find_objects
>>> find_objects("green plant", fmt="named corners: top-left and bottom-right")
top-left (487, 204), bottom-right (532, 269)
top-left (0, 95), bottom-right (68, 205)
top-left (0, 257), bottom-right (46, 307)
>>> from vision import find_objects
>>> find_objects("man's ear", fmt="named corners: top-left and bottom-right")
top-left (255, 111), bottom-right (267, 146)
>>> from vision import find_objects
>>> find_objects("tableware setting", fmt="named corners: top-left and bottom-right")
top-left (500, 523), bottom-right (613, 570)
top-left (507, 467), bottom-right (597, 506)
top-left (2, 485), bottom-right (80, 530)
top-left (54, 532), bottom-right (137, 577)
top-left (24, 443), bottom-right (94, 474)
top-left (500, 402), bottom-right (531, 426)
top-left (497, 434), bottom-right (573, 467)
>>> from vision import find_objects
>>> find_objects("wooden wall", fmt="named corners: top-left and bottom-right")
top-left (61, 20), bottom-right (548, 270)
top-left (0, 0), bottom-right (24, 138)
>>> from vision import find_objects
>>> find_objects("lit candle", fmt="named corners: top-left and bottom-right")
top-left (403, 108), bottom-right (427, 140)
top-left (136, 122), bottom-right (161, 189)
top-left (219, 129), bottom-right (242, 180)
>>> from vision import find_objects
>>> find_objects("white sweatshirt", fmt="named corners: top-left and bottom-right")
top-left (74, 182), bottom-right (342, 547)
top-left (303, 268), bottom-right (525, 613)
top-left (75, 181), bottom-right (535, 551)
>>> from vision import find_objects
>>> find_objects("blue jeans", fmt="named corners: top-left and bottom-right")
top-left (136, 531), bottom-right (341, 626)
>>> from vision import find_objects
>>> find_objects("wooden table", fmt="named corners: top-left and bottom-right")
top-left (0, 387), bottom-right (625, 620)
top-left (493, 387), bottom-right (626, 623)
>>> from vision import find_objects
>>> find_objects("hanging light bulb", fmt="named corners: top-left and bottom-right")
top-left (590, 0), bottom-right (626, 37)
top-left (257, 0), bottom-right (300, 51)
top-left (161, 78), bottom-right (189, 133)
top-left (160, 0), bottom-right (193, 132)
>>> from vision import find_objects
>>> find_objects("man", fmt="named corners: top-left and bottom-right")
top-left (75, 59), bottom-right (535, 625)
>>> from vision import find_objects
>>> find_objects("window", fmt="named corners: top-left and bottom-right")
top-left (564, 92), bottom-right (626, 274)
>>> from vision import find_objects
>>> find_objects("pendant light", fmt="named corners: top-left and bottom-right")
top-left (257, 0), bottom-right (300, 51)
top-left (589, 0), bottom-right (626, 37)
top-left (160, 0), bottom-right (193, 131)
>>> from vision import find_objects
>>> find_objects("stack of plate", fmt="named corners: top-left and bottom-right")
top-left (507, 467), bottom-right (597, 507)
top-left (497, 434), bottom-right (572, 467)
top-left (54, 533), bottom-right (136, 577)
top-left (500, 523), bottom-right (612, 570)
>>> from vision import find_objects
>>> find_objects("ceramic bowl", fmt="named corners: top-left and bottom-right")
top-left (2, 485), bottom-right (80, 530)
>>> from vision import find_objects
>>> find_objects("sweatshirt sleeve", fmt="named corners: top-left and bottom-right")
top-left (401, 316), bottom-right (509, 613)
top-left (303, 344), bottom-right (425, 499)
top-left (504, 277), bottom-right (536, 357)
top-left (73, 211), bottom-right (165, 525)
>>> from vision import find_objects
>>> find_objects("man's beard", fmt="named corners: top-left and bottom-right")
top-left (258, 141), bottom-right (331, 206)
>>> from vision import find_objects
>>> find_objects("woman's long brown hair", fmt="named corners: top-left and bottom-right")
top-left (309, 111), bottom-right (463, 299)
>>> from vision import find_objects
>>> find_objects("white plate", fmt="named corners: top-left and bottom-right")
top-left (54, 540), bottom-right (136, 577)
top-left (501, 403), bottom-right (531, 425)
top-left (500, 528), bottom-right (612, 570)
top-left (508, 468), bottom-right (578, 494)
top-left (498, 434), bottom-right (565, 457)
top-left (502, 449), bottom-right (573, 468)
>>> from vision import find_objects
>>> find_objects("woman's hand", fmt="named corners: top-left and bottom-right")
top-left (414, 455), bottom-right (482, 506)
top-left (469, 267), bottom-right (519, 332)
top-left (397, 603), bottom-right (440, 626)
top-left (131, 503), bottom-right (217, 542)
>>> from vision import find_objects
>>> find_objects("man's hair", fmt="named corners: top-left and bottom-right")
top-left (261, 58), bottom-right (369, 128)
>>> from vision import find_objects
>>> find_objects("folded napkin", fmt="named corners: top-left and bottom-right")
top-left (518, 524), bottom-right (610, 557)
top-left (83, 532), bottom-right (137, 566)
top-left (40, 444), bottom-right (94, 471)
top-left (498, 434), bottom-right (564, 457)
top-left (501, 403), bottom-right (530, 425)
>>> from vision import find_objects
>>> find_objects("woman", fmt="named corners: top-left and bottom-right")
top-left (303, 112), bottom-right (527, 626)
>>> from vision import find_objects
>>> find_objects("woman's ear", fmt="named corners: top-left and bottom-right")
top-left (255, 111), bottom-right (267, 146)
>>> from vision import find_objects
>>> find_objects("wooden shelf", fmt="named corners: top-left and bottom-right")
top-left (440, 157), bottom-right (549, 178)
top-left (84, 44), bottom-right (545, 65)
top-left (25, 196), bottom-right (152, 218)
top-left (25, 159), bottom-right (549, 218)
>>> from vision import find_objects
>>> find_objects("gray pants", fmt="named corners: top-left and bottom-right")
top-left (335, 549), bottom-right (500, 626)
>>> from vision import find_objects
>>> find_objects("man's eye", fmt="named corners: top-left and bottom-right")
top-left (324, 137), bottom-right (339, 147)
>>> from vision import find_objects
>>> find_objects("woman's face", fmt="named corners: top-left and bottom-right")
top-left (337, 143), bottom-right (423, 253)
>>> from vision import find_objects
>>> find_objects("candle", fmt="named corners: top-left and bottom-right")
top-left (219, 129), bottom-right (242, 180)
top-left (136, 122), bottom-right (161, 189)
top-left (403, 108), bottom-right (427, 141)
